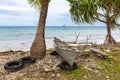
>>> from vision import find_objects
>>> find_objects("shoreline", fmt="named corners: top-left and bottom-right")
top-left (0, 38), bottom-right (120, 52)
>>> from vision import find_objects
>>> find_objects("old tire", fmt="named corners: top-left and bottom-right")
top-left (4, 61), bottom-right (24, 72)
top-left (19, 56), bottom-right (36, 64)
top-left (58, 61), bottom-right (77, 71)
top-left (50, 51), bottom-right (58, 56)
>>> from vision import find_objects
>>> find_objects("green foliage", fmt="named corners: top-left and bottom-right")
top-left (67, 0), bottom-right (98, 24)
top-left (27, 0), bottom-right (42, 9)
top-left (67, 0), bottom-right (120, 29)
top-left (61, 67), bottom-right (86, 79)
top-left (99, 0), bottom-right (120, 29)
top-left (27, 0), bottom-right (50, 9)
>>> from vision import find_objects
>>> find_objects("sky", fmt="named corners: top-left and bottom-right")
top-left (0, 0), bottom-right (105, 26)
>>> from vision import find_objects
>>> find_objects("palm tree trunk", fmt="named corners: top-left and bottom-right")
top-left (30, 0), bottom-right (49, 59)
top-left (104, 22), bottom-right (116, 45)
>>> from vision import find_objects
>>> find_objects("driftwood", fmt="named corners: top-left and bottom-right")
top-left (54, 37), bottom-right (92, 45)
top-left (90, 48), bottom-right (108, 58)
top-left (74, 32), bottom-right (80, 43)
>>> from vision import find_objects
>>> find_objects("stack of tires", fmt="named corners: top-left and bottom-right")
top-left (4, 56), bottom-right (36, 72)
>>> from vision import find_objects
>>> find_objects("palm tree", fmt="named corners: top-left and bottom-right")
top-left (67, 0), bottom-right (120, 45)
top-left (28, 0), bottom-right (50, 59)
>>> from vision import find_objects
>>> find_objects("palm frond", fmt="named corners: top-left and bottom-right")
top-left (68, 0), bottom-right (98, 24)
top-left (27, 0), bottom-right (42, 9)
top-left (67, 0), bottom-right (120, 30)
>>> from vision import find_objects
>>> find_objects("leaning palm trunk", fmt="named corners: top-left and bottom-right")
top-left (104, 23), bottom-right (116, 45)
top-left (30, 0), bottom-right (49, 59)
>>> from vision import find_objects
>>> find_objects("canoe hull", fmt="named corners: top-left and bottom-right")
top-left (53, 37), bottom-right (78, 66)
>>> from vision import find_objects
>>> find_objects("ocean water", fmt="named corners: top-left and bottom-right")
top-left (0, 26), bottom-right (120, 51)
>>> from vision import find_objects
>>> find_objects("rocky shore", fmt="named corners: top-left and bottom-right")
top-left (0, 43), bottom-right (120, 80)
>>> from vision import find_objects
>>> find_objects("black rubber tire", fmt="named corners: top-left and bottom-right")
top-left (4, 61), bottom-right (24, 72)
top-left (19, 56), bottom-right (36, 64)
top-left (50, 51), bottom-right (58, 56)
top-left (58, 61), bottom-right (77, 71)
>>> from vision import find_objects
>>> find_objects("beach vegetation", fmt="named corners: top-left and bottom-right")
top-left (27, 0), bottom-right (50, 59)
top-left (67, 0), bottom-right (120, 45)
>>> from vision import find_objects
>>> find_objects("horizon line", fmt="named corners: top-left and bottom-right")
top-left (0, 26), bottom-right (106, 27)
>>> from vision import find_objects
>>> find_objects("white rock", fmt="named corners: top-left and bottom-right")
top-left (56, 74), bottom-right (61, 77)
top-left (94, 70), bottom-right (99, 73)
top-left (84, 75), bottom-right (87, 79)
top-left (106, 76), bottom-right (109, 79)
top-left (44, 68), bottom-right (50, 72)
top-left (106, 50), bottom-right (110, 52)
top-left (51, 74), bottom-right (55, 77)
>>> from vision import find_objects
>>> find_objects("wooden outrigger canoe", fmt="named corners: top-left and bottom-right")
top-left (53, 37), bottom-right (78, 67)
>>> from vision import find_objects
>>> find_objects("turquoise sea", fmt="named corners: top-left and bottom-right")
top-left (0, 26), bottom-right (120, 51)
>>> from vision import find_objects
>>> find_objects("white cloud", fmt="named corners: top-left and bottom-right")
top-left (0, 0), bottom-right (39, 26)
top-left (0, 5), bottom-right (29, 11)
top-left (0, 0), bottom-right (70, 14)
top-left (46, 0), bottom-right (71, 26)
top-left (0, 0), bottom-right (77, 26)
top-left (48, 0), bottom-right (70, 14)
top-left (0, 0), bottom-right (35, 13)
